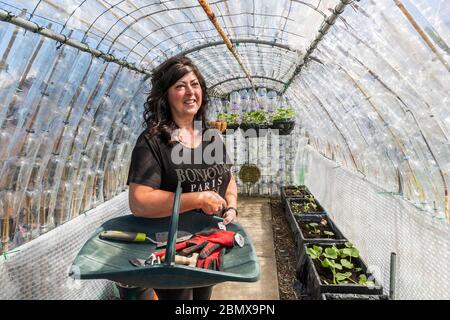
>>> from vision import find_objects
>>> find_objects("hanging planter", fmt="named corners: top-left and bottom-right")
top-left (296, 242), bottom-right (384, 300)
top-left (271, 118), bottom-right (295, 135)
top-left (238, 164), bottom-right (261, 184)
top-left (294, 215), bottom-right (347, 259)
top-left (270, 107), bottom-right (296, 136)
top-left (239, 111), bottom-right (270, 138)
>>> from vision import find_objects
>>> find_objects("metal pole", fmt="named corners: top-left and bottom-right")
top-left (389, 252), bottom-right (397, 300)
top-left (0, 9), bottom-right (151, 77)
top-left (282, 0), bottom-right (352, 94)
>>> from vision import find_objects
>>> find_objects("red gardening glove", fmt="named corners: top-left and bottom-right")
top-left (197, 246), bottom-right (227, 271)
top-left (153, 241), bottom-right (191, 258)
top-left (179, 229), bottom-right (236, 258)
top-left (154, 229), bottom-right (238, 260)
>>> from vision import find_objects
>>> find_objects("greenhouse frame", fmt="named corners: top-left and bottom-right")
top-left (0, 0), bottom-right (448, 301)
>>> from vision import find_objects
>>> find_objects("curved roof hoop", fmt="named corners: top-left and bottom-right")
top-left (211, 86), bottom-right (283, 99)
top-left (209, 75), bottom-right (287, 91)
top-left (123, 0), bottom-right (211, 63)
top-left (0, 9), bottom-right (151, 77)
top-left (173, 38), bottom-right (296, 58)
top-left (143, 27), bottom-right (304, 67)
top-left (100, 0), bottom-right (226, 54)
top-left (282, 0), bottom-right (353, 94)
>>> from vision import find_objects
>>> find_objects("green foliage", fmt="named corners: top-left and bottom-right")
top-left (290, 196), bottom-right (320, 214)
top-left (340, 258), bottom-right (354, 269)
top-left (305, 243), bottom-right (374, 286)
top-left (217, 112), bottom-right (239, 124)
top-left (241, 111), bottom-right (270, 125)
top-left (306, 222), bottom-right (320, 234)
top-left (271, 107), bottom-right (296, 121)
top-left (306, 245), bottom-right (323, 260)
top-left (323, 230), bottom-right (335, 237)
top-left (358, 274), bottom-right (375, 287)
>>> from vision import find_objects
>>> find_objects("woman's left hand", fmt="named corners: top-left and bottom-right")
top-left (222, 208), bottom-right (237, 225)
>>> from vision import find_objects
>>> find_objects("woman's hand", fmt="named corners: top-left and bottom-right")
top-left (198, 191), bottom-right (227, 215)
top-left (222, 208), bottom-right (237, 225)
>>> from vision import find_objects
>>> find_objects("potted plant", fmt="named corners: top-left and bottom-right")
top-left (240, 111), bottom-right (270, 137)
top-left (297, 242), bottom-right (384, 300)
top-left (295, 215), bottom-right (347, 258)
top-left (208, 119), bottom-right (227, 133)
top-left (270, 107), bottom-right (296, 135)
top-left (216, 113), bottom-right (240, 132)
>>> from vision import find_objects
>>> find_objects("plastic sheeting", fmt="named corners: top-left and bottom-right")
top-left (0, 0), bottom-right (449, 299)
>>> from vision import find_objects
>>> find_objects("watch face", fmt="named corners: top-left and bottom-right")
top-left (234, 233), bottom-right (245, 248)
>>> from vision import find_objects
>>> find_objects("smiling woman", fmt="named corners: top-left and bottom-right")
top-left (126, 56), bottom-right (238, 300)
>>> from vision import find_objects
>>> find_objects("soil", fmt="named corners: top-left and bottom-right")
top-left (296, 217), bottom-right (337, 240)
top-left (289, 199), bottom-right (325, 214)
top-left (284, 186), bottom-right (311, 197)
top-left (270, 198), bottom-right (306, 300)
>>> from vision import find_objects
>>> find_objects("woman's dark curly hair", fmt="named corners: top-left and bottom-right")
top-left (143, 56), bottom-right (209, 145)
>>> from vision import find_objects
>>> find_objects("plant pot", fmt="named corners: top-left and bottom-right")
top-left (208, 120), bottom-right (227, 133)
top-left (239, 123), bottom-right (268, 138)
top-left (295, 215), bottom-right (347, 258)
top-left (225, 123), bottom-right (239, 133)
top-left (296, 242), bottom-right (384, 300)
top-left (271, 118), bottom-right (295, 135)
top-left (280, 185), bottom-right (312, 204)
top-left (321, 293), bottom-right (389, 300)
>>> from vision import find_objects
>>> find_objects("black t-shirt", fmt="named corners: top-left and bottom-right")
top-left (127, 130), bottom-right (232, 200)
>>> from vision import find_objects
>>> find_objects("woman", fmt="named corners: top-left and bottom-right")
top-left (126, 56), bottom-right (238, 300)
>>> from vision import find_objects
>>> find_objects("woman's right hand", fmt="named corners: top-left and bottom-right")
top-left (198, 191), bottom-right (227, 215)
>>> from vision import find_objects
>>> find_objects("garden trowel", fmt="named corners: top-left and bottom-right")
top-left (99, 230), bottom-right (193, 248)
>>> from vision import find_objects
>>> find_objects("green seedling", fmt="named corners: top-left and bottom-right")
top-left (271, 107), bottom-right (296, 121)
top-left (358, 274), bottom-right (375, 287)
top-left (241, 111), bottom-right (270, 125)
top-left (307, 222), bottom-right (320, 234)
top-left (306, 245), bottom-right (323, 260)
top-left (217, 112), bottom-right (239, 125)
top-left (340, 242), bottom-right (359, 264)
top-left (306, 243), bottom-right (374, 286)
top-left (323, 230), bottom-right (335, 238)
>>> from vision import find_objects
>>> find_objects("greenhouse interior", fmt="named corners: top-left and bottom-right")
top-left (0, 0), bottom-right (448, 301)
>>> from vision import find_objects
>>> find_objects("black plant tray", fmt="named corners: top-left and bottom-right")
top-left (270, 119), bottom-right (295, 135)
top-left (225, 123), bottom-right (239, 132)
top-left (296, 242), bottom-right (384, 300)
top-left (321, 293), bottom-right (389, 300)
top-left (285, 198), bottom-right (327, 239)
top-left (239, 123), bottom-right (268, 138)
top-left (294, 215), bottom-right (347, 258)
top-left (280, 185), bottom-right (312, 204)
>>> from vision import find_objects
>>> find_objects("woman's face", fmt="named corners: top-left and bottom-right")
top-left (167, 71), bottom-right (203, 120)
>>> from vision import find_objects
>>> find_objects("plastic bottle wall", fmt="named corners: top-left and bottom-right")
top-left (0, 0), bottom-right (448, 255)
